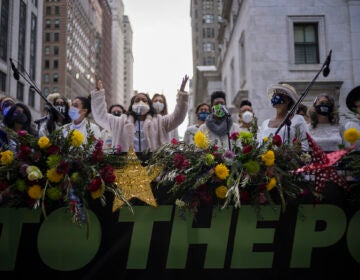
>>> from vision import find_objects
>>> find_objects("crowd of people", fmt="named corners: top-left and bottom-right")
top-left (0, 77), bottom-right (359, 158)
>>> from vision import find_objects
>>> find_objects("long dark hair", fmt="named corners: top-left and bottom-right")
top-left (127, 93), bottom-right (156, 118)
top-left (3, 102), bottom-right (36, 135)
top-left (45, 95), bottom-right (71, 134)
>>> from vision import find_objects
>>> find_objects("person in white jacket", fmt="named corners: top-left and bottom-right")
top-left (91, 75), bottom-right (189, 162)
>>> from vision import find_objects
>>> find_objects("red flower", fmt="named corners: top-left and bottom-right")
top-left (100, 165), bottom-right (116, 183)
top-left (18, 130), bottom-right (27, 137)
top-left (87, 177), bottom-right (102, 191)
top-left (182, 159), bottom-right (190, 168)
top-left (17, 145), bottom-right (31, 160)
top-left (56, 159), bottom-right (70, 175)
top-left (175, 174), bottom-right (186, 184)
top-left (242, 145), bottom-right (253, 154)
top-left (95, 140), bottom-right (104, 150)
top-left (47, 145), bottom-right (61, 155)
top-left (0, 181), bottom-right (8, 191)
top-left (174, 154), bottom-right (185, 169)
top-left (91, 148), bottom-right (104, 162)
top-left (230, 132), bottom-right (239, 140)
top-left (272, 134), bottom-right (282, 146)
top-left (171, 138), bottom-right (179, 145)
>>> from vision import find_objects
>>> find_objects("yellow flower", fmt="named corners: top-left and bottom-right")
top-left (194, 131), bottom-right (209, 149)
top-left (47, 168), bottom-right (64, 183)
top-left (27, 184), bottom-right (43, 199)
top-left (214, 163), bottom-right (229, 180)
top-left (38, 136), bottom-right (51, 149)
top-left (266, 177), bottom-right (277, 191)
top-left (175, 199), bottom-right (186, 207)
top-left (26, 165), bottom-right (43, 181)
top-left (215, 185), bottom-right (228, 199)
top-left (261, 150), bottom-right (275, 166)
top-left (0, 150), bottom-right (13, 165)
top-left (263, 136), bottom-right (269, 143)
top-left (205, 153), bottom-right (215, 165)
top-left (90, 188), bottom-right (103, 199)
top-left (343, 127), bottom-right (360, 144)
top-left (70, 130), bottom-right (84, 147)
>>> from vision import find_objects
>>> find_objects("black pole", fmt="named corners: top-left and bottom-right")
top-left (275, 49), bottom-right (332, 135)
top-left (9, 58), bottom-right (66, 120)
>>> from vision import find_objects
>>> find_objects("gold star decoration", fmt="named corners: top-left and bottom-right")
top-left (112, 147), bottom-right (161, 212)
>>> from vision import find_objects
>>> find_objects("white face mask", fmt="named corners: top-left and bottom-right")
top-left (153, 101), bottom-right (164, 113)
top-left (132, 101), bottom-right (150, 115)
top-left (241, 111), bottom-right (254, 123)
top-left (68, 106), bottom-right (81, 121)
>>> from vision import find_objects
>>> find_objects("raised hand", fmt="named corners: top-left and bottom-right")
top-left (95, 73), bottom-right (103, 91)
top-left (180, 74), bottom-right (189, 92)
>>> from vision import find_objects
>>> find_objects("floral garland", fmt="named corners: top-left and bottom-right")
top-left (147, 127), bottom-right (360, 216)
top-left (0, 124), bottom-right (129, 225)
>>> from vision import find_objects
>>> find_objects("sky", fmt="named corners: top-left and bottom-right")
top-left (122, 0), bottom-right (193, 138)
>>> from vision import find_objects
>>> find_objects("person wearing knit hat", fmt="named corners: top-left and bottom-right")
top-left (258, 83), bottom-right (309, 151)
top-left (0, 96), bottom-right (15, 119)
top-left (198, 90), bottom-right (241, 150)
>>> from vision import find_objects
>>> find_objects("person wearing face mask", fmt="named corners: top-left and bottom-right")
top-left (0, 96), bottom-right (15, 126)
top-left (342, 86), bottom-right (360, 150)
top-left (61, 95), bottom-right (101, 142)
top-left (37, 93), bottom-right (72, 137)
top-left (238, 100), bottom-right (258, 137)
top-left (151, 93), bottom-right (179, 142)
top-left (1, 103), bottom-right (36, 151)
top-left (258, 83), bottom-right (309, 151)
top-left (100, 104), bottom-right (127, 151)
top-left (198, 91), bottom-right (241, 150)
top-left (184, 102), bottom-right (211, 145)
top-left (307, 93), bottom-right (343, 152)
top-left (91, 75), bottom-right (189, 162)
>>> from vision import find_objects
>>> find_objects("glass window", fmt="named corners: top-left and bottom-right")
top-left (54, 32), bottom-right (59, 41)
top-left (45, 19), bottom-right (51, 28)
top-left (203, 42), bottom-right (214, 52)
top-left (54, 6), bottom-right (60, 15)
top-left (53, 73), bottom-right (59, 83)
top-left (44, 87), bottom-right (49, 96)
top-left (44, 73), bottom-right (50, 83)
top-left (0, 0), bottom-right (10, 60)
top-left (54, 19), bottom-right (60, 28)
top-left (45, 60), bottom-right (50, 69)
top-left (53, 60), bottom-right (58, 69)
top-left (294, 23), bottom-right (319, 64)
top-left (202, 14), bottom-right (214, 24)
top-left (45, 32), bottom-right (51, 42)
top-left (0, 70), bottom-right (6, 92)
top-left (16, 81), bottom-right (24, 101)
top-left (45, 46), bottom-right (50, 55)
top-left (28, 87), bottom-right (35, 107)
top-left (202, 28), bottom-right (215, 38)
top-left (54, 46), bottom-right (59, 55)
top-left (46, 6), bottom-right (51, 15)
top-left (18, 1), bottom-right (27, 70)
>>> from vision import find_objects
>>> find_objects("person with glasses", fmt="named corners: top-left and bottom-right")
top-left (100, 103), bottom-right (127, 151)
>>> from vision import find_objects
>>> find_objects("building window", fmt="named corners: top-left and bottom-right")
top-left (0, 0), bottom-right (9, 61)
top-left (45, 46), bottom-right (50, 55)
top-left (45, 19), bottom-right (51, 28)
top-left (18, 0), bottom-right (27, 72)
top-left (30, 13), bottom-right (37, 80)
top-left (202, 27), bottom-right (215, 38)
top-left (53, 87), bottom-right (58, 93)
top-left (28, 87), bottom-right (35, 107)
top-left (46, 6), bottom-right (51, 15)
top-left (53, 60), bottom-right (58, 69)
top-left (45, 32), bottom-right (51, 42)
top-left (0, 71), bottom-right (6, 93)
top-left (54, 32), bottom-right (59, 41)
top-left (53, 73), bottom-right (59, 83)
top-left (294, 23), bottom-right (319, 64)
top-left (54, 46), bottom-right (59, 55)
top-left (288, 16), bottom-right (326, 70)
top-left (44, 73), bottom-right (50, 83)
top-left (203, 42), bottom-right (214, 52)
top-left (203, 56), bottom-right (215, 65)
top-left (54, 6), bottom-right (60, 15)
top-left (202, 14), bottom-right (214, 24)
top-left (44, 87), bottom-right (49, 96)
top-left (45, 60), bottom-right (50, 69)
top-left (54, 19), bottom-right (60, 28)
top-left (202, 0), bottom-right (213, 10)
top-left (16, 81), bottom-right (24, 101)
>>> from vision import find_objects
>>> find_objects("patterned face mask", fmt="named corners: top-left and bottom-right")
top-left (315, 104), bottom-right (332, 115)
top-left (271, 95), bottom-right (287, 106)
top-left (212, 104), bottom-right (226, 118)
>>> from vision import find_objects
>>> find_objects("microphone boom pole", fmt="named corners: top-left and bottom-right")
top-left (9, 58), bottom-right (66, 119)
top-left (275, 49), bottom-right (332, 135)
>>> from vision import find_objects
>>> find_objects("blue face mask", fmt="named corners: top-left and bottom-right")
top-left (271, 95), bottom-right (286, 106)
top-left (68, 106), bottom-right (80, 121)
top-left (197, 112), bottom-right (209, 121)
top-left (2, 105), bottom-right (11, 116)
